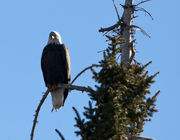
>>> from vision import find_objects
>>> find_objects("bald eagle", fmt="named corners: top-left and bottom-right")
top-left (41, 31), bottom-right (71, 110)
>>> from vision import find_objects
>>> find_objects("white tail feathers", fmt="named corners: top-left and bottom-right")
top-left (51, 88), bottom-right (65, 110)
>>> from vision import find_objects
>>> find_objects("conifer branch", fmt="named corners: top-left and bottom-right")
top-left (152, 90), bottom-right (160, 101)
top-left (55, 129), bottom-right (65, 140)
top-left (142, 61), bottom-right (152, 71)
top-left (72, 107), bottom-right (81, 121)
top-left (106, 34), bottom-right (116, 41)
top-left (72, 107), bottom-right (86, 139)
top-left (151, 72), bottom-right (160, 80)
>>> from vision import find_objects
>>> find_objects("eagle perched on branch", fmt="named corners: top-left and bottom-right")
top-left (41, 31), bottom-right (71, 110)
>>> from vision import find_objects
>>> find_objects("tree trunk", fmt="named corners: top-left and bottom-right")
top-left (121, 0), bottom-right (134, 65)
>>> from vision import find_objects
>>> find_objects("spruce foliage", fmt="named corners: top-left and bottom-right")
top-left (73, 37), bottom-right (159, 140)
top-left (73, 0), bottom-right (159, 139)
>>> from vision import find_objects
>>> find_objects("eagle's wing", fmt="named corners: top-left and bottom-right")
top-left (62, 44), bottom-right (71, 103)
top-left (63, 45), bottom-right (71, 83)
top-left (41, 46), bottom-right (49, 86)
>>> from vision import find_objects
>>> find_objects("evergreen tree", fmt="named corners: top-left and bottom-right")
top-left (73, 0), bottom-right (159, 140)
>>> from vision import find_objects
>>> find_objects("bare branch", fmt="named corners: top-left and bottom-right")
top-left (133, 0), bottom-right (153, 20)
top-left (136, 7), bottom-right (153, 20)
top-left (136, 0), bottom-right (151, 6)
top-left (112, 0), bottom-right (121, 21)
top-left (30, 89), bottom-right (50, 140)
top-left (130, 25), bottom-right (150, 38)
top-left (99, 21), bottom-right (121, 33)
top-left (71, 64), bottom-right (101, 84)
top-left (55, 129), bottom-right (65, 140)
top-left (97, 49), bottom-right (106, 53)
top-left (57, 84), bottom-right (95, 93)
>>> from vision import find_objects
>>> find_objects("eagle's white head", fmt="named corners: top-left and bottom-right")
top-left (47, 31), bottom-right (62, 45)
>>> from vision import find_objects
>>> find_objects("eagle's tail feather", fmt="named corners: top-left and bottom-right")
top-left (51, 88), bottom-right (64, 110)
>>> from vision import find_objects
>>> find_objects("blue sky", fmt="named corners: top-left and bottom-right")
top-left (0, 0), bottom-right (179, 140)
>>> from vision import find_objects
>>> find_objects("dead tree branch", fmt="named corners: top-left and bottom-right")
top-left (99, 23), bottom-right (150, 38)
top-left (112, 0), bottom-right (121, 21)
top-left (56, 84), bottom-right (95, 93)
top-left (134, 0), bottom-right (153, 20)
top-left (136, 7), bottom-right (153, 20)
top-left (99, 0), bottom-right (153, 65)
top-left (136, 0), bottom-right (151, 6)
top-left (130, 25), bottom-right (150, 38)
top-left (71, 64), bottom-right (101, 84)
top-left (30, 89), bottom-right (50, 140)
top-left (55, 129), bottom-right (65, 140)
top-left (99, 21), bottom-right (122, 33)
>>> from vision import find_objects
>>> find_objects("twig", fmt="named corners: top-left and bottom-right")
top-left (112, 0), bottom-right (121, 21)
top-left (55, 129), bottom-right (65, 140)
top-left (136, 7), bottom-right (153, 20)
top-left (151, 72), bottom-right (160, 79)
top-left (30, 89), bottom-right (50, 140)
top-left (97, 49), bottom-right (106, 53)
top-left (136, 0), bottom-right (151, 6)
top-left (134, 0), bottom-right (153, 20)
top-left (106, 34), bottom-right (115, 41)
top-left (71, 64), bottom-right (101, 84)
top-left (141, 61), bottom-right (152, 71)
top-left (130, 25), bottom-right (150, 38)
top-left (152, 90), bottom-right (160, 101)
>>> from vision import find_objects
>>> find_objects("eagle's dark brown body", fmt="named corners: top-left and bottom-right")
top-left (41, 42), bottom-right (71, 109)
